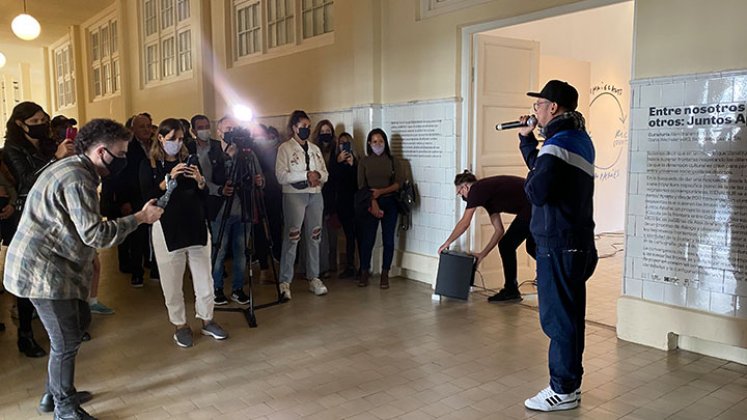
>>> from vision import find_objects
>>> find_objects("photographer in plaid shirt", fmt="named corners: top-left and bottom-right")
top-left (3, 119), bottom-right (164, 420)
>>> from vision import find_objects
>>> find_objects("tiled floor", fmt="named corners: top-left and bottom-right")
top-left (1, 246), bottom-right (746, 420)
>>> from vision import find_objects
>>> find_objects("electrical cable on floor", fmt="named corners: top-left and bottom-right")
top-left (595, 231), bottom-right (625, 259)
top-left (470, 269), bottom-right (538, 298)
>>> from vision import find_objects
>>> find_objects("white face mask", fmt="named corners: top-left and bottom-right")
top-left (163, 140), bottom-right (182, 156)
top-left (196, 129), bottom-right (211, 141)
top-left (371, 144), bottom-right (385, 156)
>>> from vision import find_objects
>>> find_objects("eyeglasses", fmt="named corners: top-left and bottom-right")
top-left (533, 100), bottom-right (551, 112)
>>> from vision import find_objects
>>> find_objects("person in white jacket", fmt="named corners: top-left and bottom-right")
top-left (275, 110), bottom-right (329, 299)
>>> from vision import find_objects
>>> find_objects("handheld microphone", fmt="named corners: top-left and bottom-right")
top-left (495, 116), bottom-right (536, 131)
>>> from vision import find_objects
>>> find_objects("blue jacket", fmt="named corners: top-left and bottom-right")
top-left (519, 113), bottom-right (596, 249)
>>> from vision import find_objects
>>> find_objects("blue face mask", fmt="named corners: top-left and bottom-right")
top-left (298, 127), bottom-right (311, 140)
top-left (371, 144), bottom-right (385, 156)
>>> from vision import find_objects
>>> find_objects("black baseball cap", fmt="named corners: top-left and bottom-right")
top-left (527, 80), bottom-right (578, 111)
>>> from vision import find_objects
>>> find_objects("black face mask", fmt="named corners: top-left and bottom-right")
top-left (297, 127), bottom-right (311, 141)
top-left (103, 148), bottom-right (128, 177)
top-left (318, 133), bottom-right (333, 144)
top-left (461, 195), bottom-right (467, 203)
top-left (25, 122), bottom-right (51, 141)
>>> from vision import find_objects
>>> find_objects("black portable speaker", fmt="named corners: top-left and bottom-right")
top-left (434, 250), bottom-right (477, 300)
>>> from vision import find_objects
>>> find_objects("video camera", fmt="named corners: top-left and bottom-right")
top-left (223, 127), bottom-right (255, 152)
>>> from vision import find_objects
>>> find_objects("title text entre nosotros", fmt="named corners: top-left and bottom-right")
top-left (648, 102), bottom-right (747, 127)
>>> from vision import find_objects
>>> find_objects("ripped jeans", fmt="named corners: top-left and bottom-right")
top-left (279, 192), bottom-right (324, 283)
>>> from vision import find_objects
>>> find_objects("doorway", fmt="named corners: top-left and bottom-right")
top-left (464, 1), bottom-right (633, 327)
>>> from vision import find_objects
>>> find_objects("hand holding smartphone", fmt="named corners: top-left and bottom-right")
top-left (65, 127), bottom-right (77, 140)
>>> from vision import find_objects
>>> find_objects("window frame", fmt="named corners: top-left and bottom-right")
top-left (87, 14), bottom-right (121, 100)
top-left (231, 0), bottom-right (335, 66)
top-left (141, 0), bottom-right (194, 87)
top-left (52, 42), bottom-right (76, 111)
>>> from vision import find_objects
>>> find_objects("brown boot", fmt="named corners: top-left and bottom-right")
top-left (358, 271), bottom-right (369, 287)
top-left (380, 270), bottom-right (390, 289)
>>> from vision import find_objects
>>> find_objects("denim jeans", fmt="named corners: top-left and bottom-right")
top-left (30, 299), bottom-right (91, 417)
top-left (535, 246), bottom-right (598, 394)
top-left (279, 193), bottom-right (323, 283)
top-left (211, 215), bottom-right (247, 291)
top-left (498, 218), bottom-right (536, 290)
top-left (357, 195), bottom-right (398, 272)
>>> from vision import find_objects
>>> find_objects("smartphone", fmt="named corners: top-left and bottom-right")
top-left (65, 127), bottom-right (78, 140)
top-left (341, 142), bottom-right (352, 153)
top-left (185, 154), bottom-right (199, 167)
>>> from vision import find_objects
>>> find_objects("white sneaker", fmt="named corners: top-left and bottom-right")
top-left (279, 282), bottom-right (292, 301)
top-left (309, 278), bottom-right (328, 296)
top-left (524, 386), bottom-right (579, 412)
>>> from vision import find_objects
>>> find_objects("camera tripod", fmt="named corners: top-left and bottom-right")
top-left (211, 146), bottom-right (284, 328)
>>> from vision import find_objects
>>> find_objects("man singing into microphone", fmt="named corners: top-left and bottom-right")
top-left (518, 80), bottom-right (597, 412)
top-left (438, 171), bottom-right (535, 302)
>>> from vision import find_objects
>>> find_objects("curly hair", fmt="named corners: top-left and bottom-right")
top-left (74, 119), bottom-right (130, 154)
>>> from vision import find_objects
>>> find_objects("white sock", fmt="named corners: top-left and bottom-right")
top-left (88, 297), bottom-right (98, 305)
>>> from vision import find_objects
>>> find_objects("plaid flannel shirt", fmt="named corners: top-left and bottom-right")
top-left (2, 155), bottom-right (139, 300)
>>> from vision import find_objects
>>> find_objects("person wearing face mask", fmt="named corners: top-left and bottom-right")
top-left (306, 119), bottom-right (338, 278)
top-left (3, 118), bottom-right (163, 420)
top-left (275, 110), bottom-right (329, 300)
top-left (208, 116), bottom-right (262, 306)
top-left (3, 101), bottom-right (76, 359)
top-left (356, 128), bottom-right (404, 289)
top-left (332, 132), bottom-right (359, 279)
top-left (437, 171), bottom-right (535, 302)
top-left (189, 114), bottom-right (225, 232)
top-left (139, 118), bottom-right (228, 348)
top-left (110, 113), bottom-right (159, 287)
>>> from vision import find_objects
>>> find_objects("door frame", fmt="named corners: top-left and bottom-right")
top-left (457, 0), bottom-right (631, 251)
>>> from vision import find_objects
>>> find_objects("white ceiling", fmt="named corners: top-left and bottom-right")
top-left (0, 0), bottom-right (115, 47)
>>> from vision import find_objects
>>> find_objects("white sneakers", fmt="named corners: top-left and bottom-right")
top-left (524, 386), bottom-right (580, 412)
top-left (279, 282), bottom-right (292, 301)
top-left (279, 279), bottom-right (328, 300)
top-left (309, 278), bottom-right (328, 296)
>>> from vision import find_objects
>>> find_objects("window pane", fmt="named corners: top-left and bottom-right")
top-left (112, 60), bottom-right (120, 92)
top-left (162, 37), bottom-right (175, 77)
top-left (161, 0), bottom-right (174, 29)
top-left (146, 44), bottom-right (158, 81)
top-left (111, 21), bottom-right (118, 53)
top-left (145, 0), bottom-right (157, 36)
top-left (101, 26), bottom-right (110, 57)
top-left (103, 63), bottom-right (111, 94)
top-left (303, 11), bottom-right (312, 39)
top-left (91, 32), bottom-right (99, 61)
top-left (178, 30), bottom-right (192, 72)
top-left (324, 2), bottom-right (333, 33)
top-left (177, 0), bottom-right (190, 21)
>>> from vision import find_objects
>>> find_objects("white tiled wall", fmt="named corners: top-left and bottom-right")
top-left (626, 70), bottom-right (747, 319)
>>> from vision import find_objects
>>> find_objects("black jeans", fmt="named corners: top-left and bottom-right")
top-left (30, 299), bottom-right (91, 416)
top-left (119, 223), bottom-right (150, 277)
top-left (339, 212), bottom-right (357, 269)
top-left (498, 218), bottom-right (536, 290)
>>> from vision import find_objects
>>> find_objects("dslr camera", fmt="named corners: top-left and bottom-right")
top-left (223, 127), bottom-right (255, 151)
